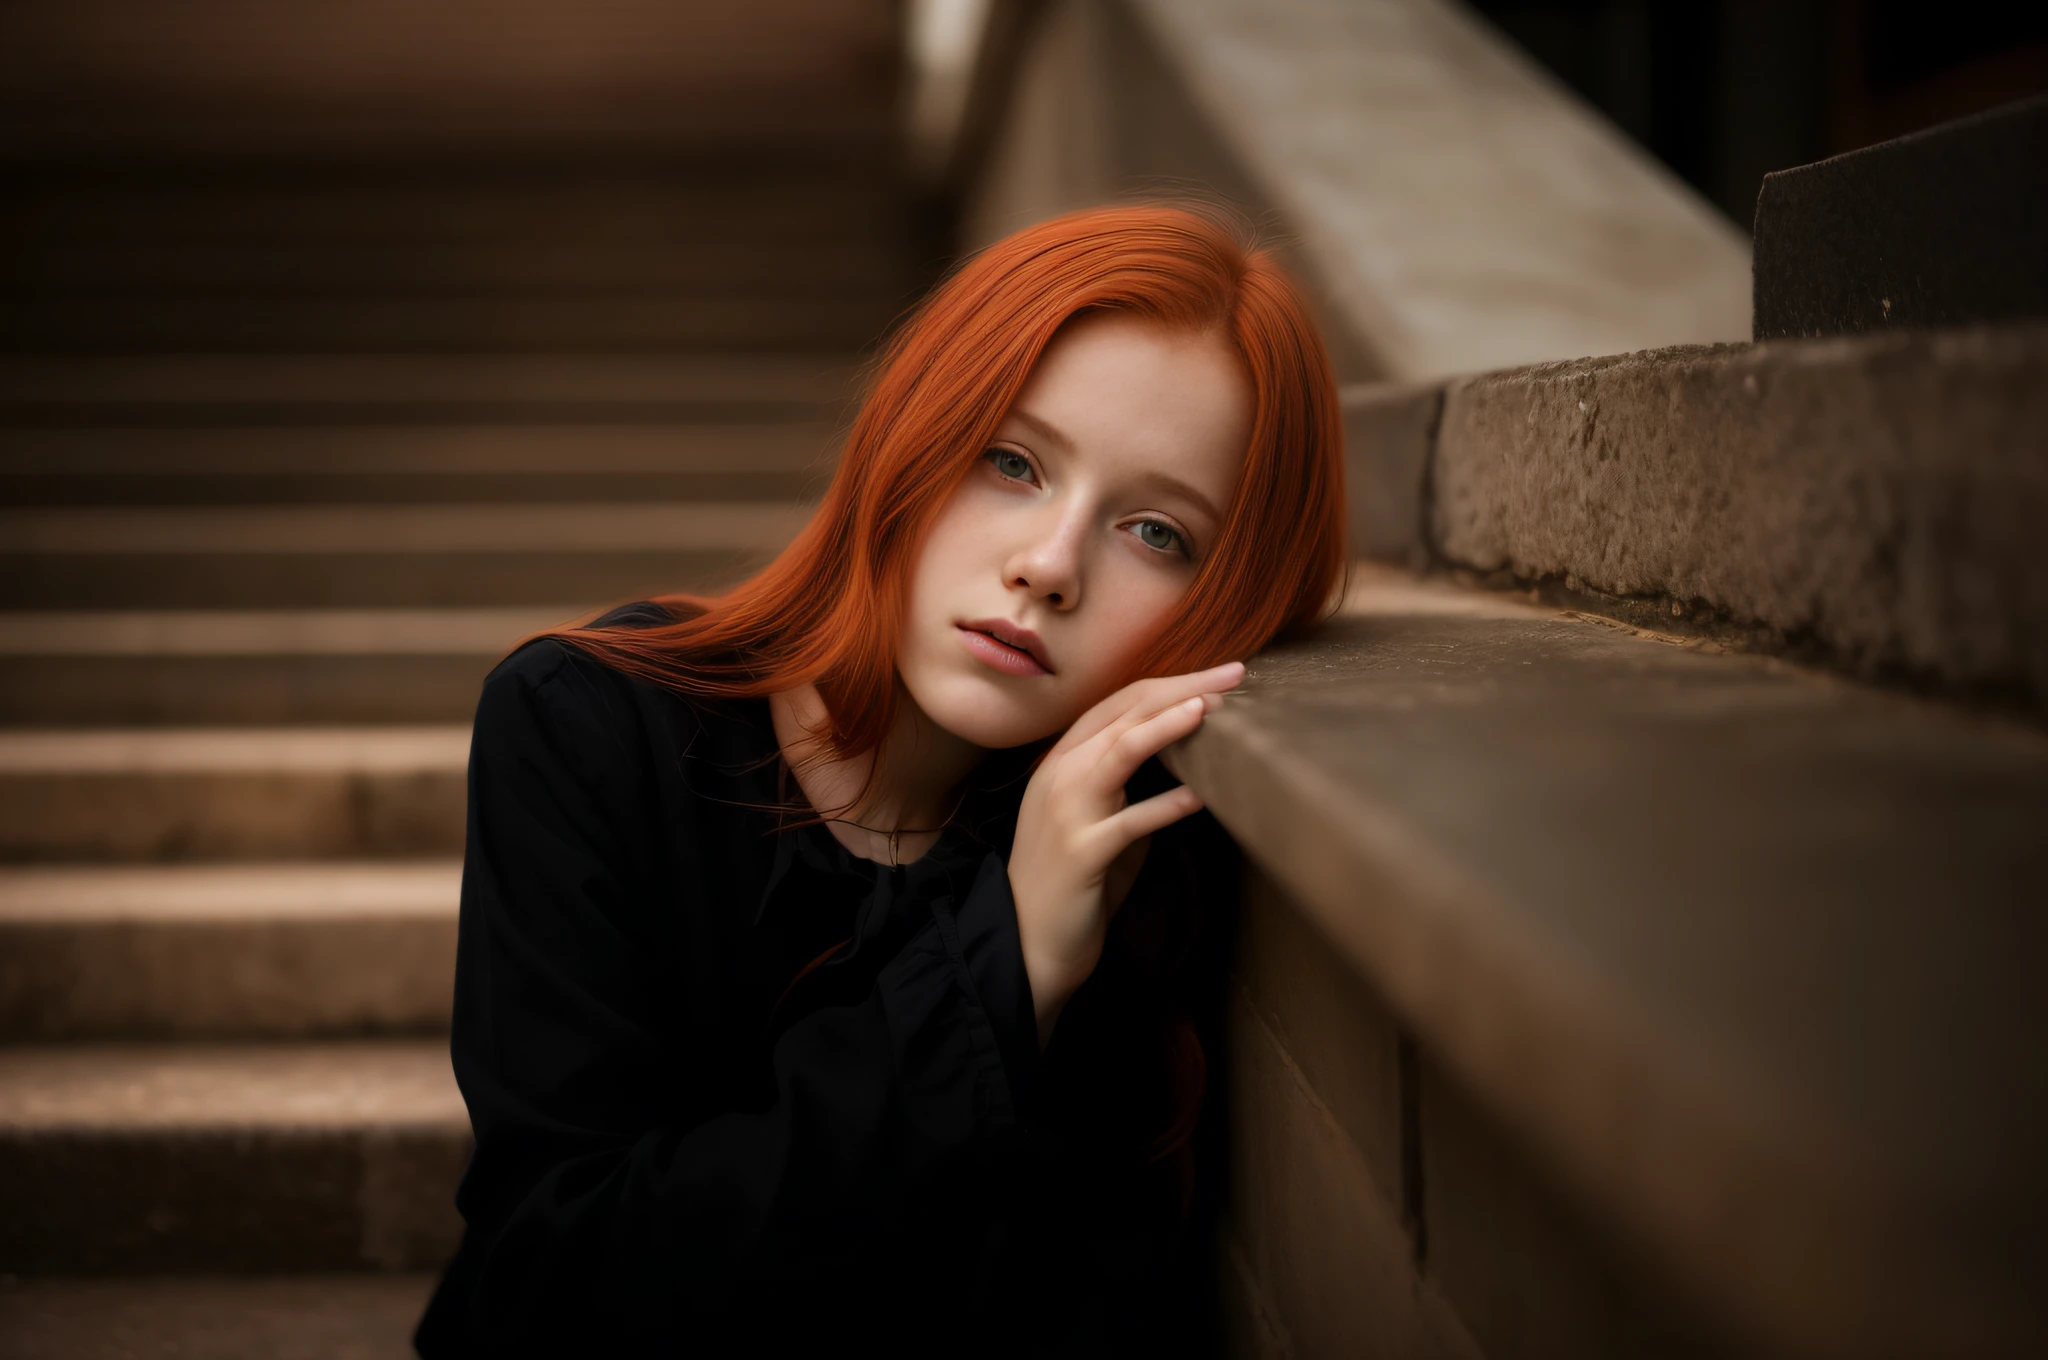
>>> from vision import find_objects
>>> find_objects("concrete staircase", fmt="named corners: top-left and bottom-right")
top-left (0, 152), bottom-right (923, 1354)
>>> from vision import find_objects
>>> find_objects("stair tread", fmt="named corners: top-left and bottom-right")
top-left (0, 608), bottom-right (577, 656)
top-left (0, 1039), bottom-right (462, 1129)
top-left (0, 425), bottom-right (839, 479)
top-left (0, 501), bottom-right (811, 554)
top-left (0, 607), bottom-right (580, 657)
top-left (0, 1273), bottom-right (436, 1360)
top-left (0, 353), bottom-right (861, 407)
top-left (0, 726), bottom-right (469, 774)
top-left (0, 861), bottom-right (460, 922)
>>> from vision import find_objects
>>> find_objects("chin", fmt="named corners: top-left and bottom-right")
top-left (910, 670), bottom-right (1067, 750)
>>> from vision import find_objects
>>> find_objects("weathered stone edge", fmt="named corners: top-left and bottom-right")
top-left (1344, 322), bottom-right (2048, 710)
top-left (1163, 628), bottom-right (2048, 1357)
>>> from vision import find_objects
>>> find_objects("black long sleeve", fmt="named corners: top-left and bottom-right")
top-left (417, 633), bottom-right (1217, 1356)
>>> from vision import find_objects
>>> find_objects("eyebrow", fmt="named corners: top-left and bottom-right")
top-left (1007, 407), bottom-right (1226, 525)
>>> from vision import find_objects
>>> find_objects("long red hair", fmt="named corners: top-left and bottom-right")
top-left (547, 202), bottom-right (1347, 763)
top-left (547, 204), bottom-right (1346, 1205)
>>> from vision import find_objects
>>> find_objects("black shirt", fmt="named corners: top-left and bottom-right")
top-left (415, 605), bottom-right (1227, 1356)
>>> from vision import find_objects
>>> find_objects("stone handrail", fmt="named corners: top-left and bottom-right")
top-left (958, 0), bottom-right (1750, 380)
top-left (1166, 561), bottom-right (2048, 1357)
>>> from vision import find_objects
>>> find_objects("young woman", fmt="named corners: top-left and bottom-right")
top-left (414, 204), bottom-right (1346, 1355)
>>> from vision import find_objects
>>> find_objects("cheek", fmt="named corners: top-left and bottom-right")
top-left (1062, 561), bottom-right (1192, 692)
top-left (906, 500), bottom-right (976, 613)
top-left (920, 484), bottom-right (1007, 578)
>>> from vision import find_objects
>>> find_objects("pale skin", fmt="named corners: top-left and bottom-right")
top-left (769, 311), bottom-right (1253, 1048)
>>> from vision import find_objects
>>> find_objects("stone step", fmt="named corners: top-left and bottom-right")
top-left (0, 862), bottom-right (459, 1040)
top-left (0, 727), bottom-right (467, 863)
top-left (0, 353), bottom-right (860, 413)
top-left (0, 292), bottom-right (904, 353)
top-left (0, 423), bottom-right (836, 506)
top-left (2, 164), bottom-right (912, 247)
top-left (0, 1273), bottom-right (437, 1360)
top-left (0, 238), bottom-right (915, 299)
top-left (0, 501), bottom-right (808, 608)
top-left (0, 608), bottom-right (566, 724)
top-left (0, 1040), bottom-right (466, 1271)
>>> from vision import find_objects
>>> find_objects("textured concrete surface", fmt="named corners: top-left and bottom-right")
top-left (0, 727), bottom-right (468, 862)
top-left (0, 1041), bottom-right (467, 1271)
top-left (0, 1274), bottom-right (437, 1360)
top-left (1754, 95), bottom-right (2048, 341)
top-left (1123, 0), bottom-right (1751, 378)
top-left (1166, 571), bottom-right (2048, 1357)
top-left (0, 862), bottom-right (459, 1038)
top-left (1431, 323), bottom-right (2048, 705)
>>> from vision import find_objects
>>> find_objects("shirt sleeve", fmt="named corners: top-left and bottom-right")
top-left (425, 644), bottom-right (1045, 1352)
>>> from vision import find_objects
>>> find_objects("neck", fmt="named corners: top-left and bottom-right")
top-left (768, 682), bottom-right (985, 865)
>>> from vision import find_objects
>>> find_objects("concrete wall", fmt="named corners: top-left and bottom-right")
top-left (961, 0), bottom-right (1751, 384)
top-left (1225, 865), bottom-right (1733, 1359)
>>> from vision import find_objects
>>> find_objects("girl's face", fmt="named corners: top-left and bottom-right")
top-left (899, 311), bottom-right (1254, 750)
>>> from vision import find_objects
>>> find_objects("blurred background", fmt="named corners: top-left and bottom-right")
top-left (1469, 1), bottom-right (2048, 227)
top-left (0, 1), bottom-right (2041, 1355)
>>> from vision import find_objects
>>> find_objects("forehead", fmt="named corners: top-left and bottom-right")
top-left (1006, 312), bottom-right (1252, 499)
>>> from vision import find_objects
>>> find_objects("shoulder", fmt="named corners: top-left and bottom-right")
top-left (473, 602), bottom-right (703, 777)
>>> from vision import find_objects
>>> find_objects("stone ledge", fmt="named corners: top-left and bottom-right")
top-left (1166, 570), bottom-right (2048, 1358)
top-left (1342, 323), bottom-right (2048, 708)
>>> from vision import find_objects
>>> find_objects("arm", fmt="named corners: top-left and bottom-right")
top-left (440, 647), bottom-right (1037, 1348)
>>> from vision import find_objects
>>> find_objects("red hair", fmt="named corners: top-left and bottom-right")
top-left (547, 202), bottom-right (1347, 763)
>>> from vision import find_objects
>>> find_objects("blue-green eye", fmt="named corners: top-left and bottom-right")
top-left (984, 448), bottom-right (1035, 482)
top-left (1133, 520), bottom-right (1187, 555)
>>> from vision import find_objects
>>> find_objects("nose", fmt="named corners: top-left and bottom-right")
top-left (1003, 503), bottom-right (1084, 610)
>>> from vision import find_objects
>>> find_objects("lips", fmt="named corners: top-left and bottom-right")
top-left (957, 618), bottom-right (1054, 676)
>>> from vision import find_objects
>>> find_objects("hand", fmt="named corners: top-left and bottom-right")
top-left (1008, 661), bottom-right (1245, 1048)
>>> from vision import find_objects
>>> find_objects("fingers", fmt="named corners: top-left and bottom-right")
top-left (1056, 661), bottom-right (1245, 755)
top-left (1103, 784), bottom-right (1205, 846)
top-left (1093, 693), bottom-right (1209, 793)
